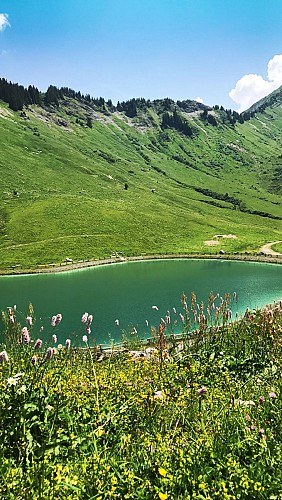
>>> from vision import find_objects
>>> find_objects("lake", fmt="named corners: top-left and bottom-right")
top-left (0, 259), bottom-right (282, 346)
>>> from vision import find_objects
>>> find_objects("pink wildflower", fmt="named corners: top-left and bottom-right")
top-left (81, 312), bottom-right (89, 324)
top-left (51, 314), bottom-right (62, 326)
top-left (31, 355), bottom-right (37, 365)
top-left (34, 338), bottom-right (43, 350)
top-left (269, 392), bottom-right (277, 399)
top-left (85, 327), bottom-right (91, 334)
top-left (197, 387), bottom-right (207, 396)
top-left (22, 327), bottom-right (30, 344)
top-left (52, 334), bottom-right (57, 344)
top-left (87, 314), bottom-right (93, 326)
top-left (259, 396), bottom-right (265, 404)
top-left (154, 390), bottom-right (163, 399)
top-left (45, 347), bottom-right (53, 361)
top-left (56, 314), bottom-right (62, 325)
top-left (82, 335), bottom-right (88, 343)
top-left (0, 350), bottom-right (8, 363)
top-left (65, 339), bottom-right (71, 350)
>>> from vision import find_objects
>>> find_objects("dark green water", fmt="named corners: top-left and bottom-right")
top-left (0, 259), bottom-right (281, 345)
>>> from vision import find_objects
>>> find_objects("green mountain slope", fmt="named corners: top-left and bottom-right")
top-left (0, 86), bottom-right (282, 270)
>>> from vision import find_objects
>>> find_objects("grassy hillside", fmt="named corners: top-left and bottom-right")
top-left (0, 89), bottom-right (282, 271)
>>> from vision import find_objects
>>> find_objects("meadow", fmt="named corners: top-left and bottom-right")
top-left (1, 95), bottom-right (282, 272)
top-left (1, 294), bottom-right (282, 499)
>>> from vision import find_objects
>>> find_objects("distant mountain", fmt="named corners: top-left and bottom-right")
top-left (0, 77), bottom-right (282, 270)
top-left (244, 84), bottom-right (282, 114)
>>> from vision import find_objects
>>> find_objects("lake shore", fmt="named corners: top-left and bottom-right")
top-left (1, 251), bottom-right (282, 276)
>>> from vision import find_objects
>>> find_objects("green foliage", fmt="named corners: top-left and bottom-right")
top-left (162, 109), bottom-right (193, 136)
top-left (1, 298), bottom-right (282, 498)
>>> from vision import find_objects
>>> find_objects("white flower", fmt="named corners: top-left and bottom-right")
top-left (7, 377), bottom-right (18, 386)
top-left (7, 372), bottom-right (24, 386)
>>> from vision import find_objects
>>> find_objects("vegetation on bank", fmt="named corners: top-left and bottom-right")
top-left (1, 294), bottom-right (282, 499)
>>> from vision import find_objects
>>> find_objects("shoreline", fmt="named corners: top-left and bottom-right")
top-left (1, 251), bottom-right (282, 276)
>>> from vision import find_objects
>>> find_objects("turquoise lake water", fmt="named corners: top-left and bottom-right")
top-left (0, 259), bottom-right (281, 345)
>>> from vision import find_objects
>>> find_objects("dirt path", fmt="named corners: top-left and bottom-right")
top-left (259, 241), bottom-right (282, 256)
top-left (2, 251), bottom-right (282, 276)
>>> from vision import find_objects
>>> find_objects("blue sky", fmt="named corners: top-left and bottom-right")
top-left (0, 0), bottom-right (282, 110)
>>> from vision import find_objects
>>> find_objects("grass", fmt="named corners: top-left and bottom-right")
top-left (0, 99), bottom-right (282, 271)
top-left (1, 296), bottom-right (282, 498)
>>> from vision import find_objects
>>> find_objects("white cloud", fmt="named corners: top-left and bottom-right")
top-left (195, 96), bottom-right (204, 104)
top-left (229, 54), bottom-right (282, 112)
top-left (0, 13), bottom-right (10, 32)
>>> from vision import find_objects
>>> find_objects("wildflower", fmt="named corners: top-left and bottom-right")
top-left (56, 313), bottom-right (62, 325)
top-left (52, 334), bottom-right (57, 344)
top-left (159, 493), bottom-right (168, 500)
top-left (197, 386), bottom-right (207, 396)
top-left (158, 467), bottom-right (167, 477)
top-left (31, 355), bottom-right (37, 365)
top-left (26, 316), bottom-right (33, 326)
top-left (7, 372), bottom-right (24, 386)
top-left (0, 350), bottom-right (9, 363)
top-left (246, 415), bottom-right (251, 421)
top-left (65, 339), bottom-right (71, 349)
top-left (9, 315), bottom-right (15, 324)
top-left (85, 327), bottom-right (91, 334)
top-left (81, 312), bottom-right (89, 323)
top-left (22, 327), bottom-right (30, 344)
top-left (87, 314), bottom-right (93, 326)
top-left (82, 335), bottom-right (88, 343)
top-left (34, 338), bottom-right (43, 350)
top-left (234, 399), bottom-right (255, 406)
top-left (45, 347), bottom-right (54, 361)
top-left (7, 377), bottom-right (18, 386)
top-left (154, 390), bottom-right (163, 400)
top-left (166, 315), bottom-right (171, 324)
top-left (115, 319), bottom-right (119, 326)
top-left (13, 304), bottom-right (17, 311)
top-left (259, 396), bottom-right (265, 404)
top-left (58, 344), bottom-right (63, 349)
top-left (51, 313), bottom-right (62, 326)
top-left (269, 392), bottom-right (277, 399)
